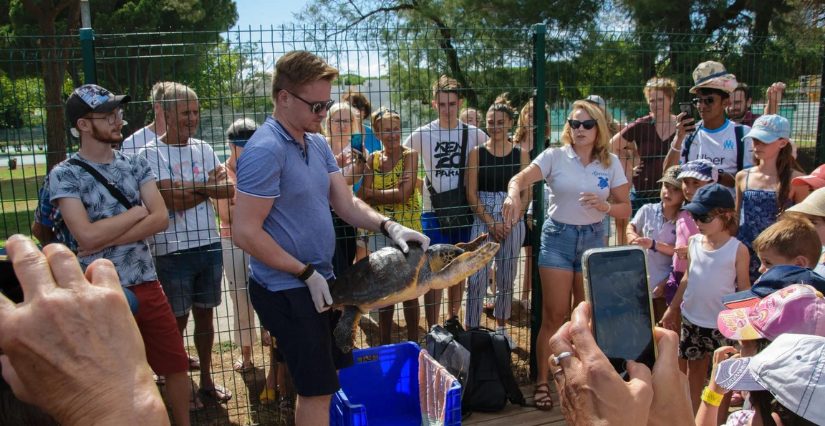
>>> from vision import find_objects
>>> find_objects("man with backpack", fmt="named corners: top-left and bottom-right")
top-left (664, 61), bottom-right (752, 188)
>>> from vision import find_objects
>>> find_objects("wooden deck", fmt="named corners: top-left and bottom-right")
top-left (464, 386), bottom-right (567, 426)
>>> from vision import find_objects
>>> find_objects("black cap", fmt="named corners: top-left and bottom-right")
top-left (682, 183), bottom-right (735, 215)
top-left (723, 265), bottom-right (825, 309)
top-left (66, 84), bottom-right (131, 127)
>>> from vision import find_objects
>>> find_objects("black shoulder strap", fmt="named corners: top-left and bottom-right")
top-left (490, 333), bottom-right (527, 406)
top-left (68, 158), bottom-right (134, 210)
top-left (682, 120), bottom-right (702, 162)
top-left (734, 124), bottom-right (745, 171)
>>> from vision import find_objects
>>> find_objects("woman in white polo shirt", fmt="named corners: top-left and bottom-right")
top-left (503, 99), bottom-right (630, 410)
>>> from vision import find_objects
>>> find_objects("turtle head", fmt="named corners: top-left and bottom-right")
top-left (423, 241), bottom-right (500, 289)
top-left (426, 244), bottom-right (466, 271)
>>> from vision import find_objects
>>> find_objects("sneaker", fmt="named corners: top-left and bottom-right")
top-left (497, 326), bottom-right (516, 349)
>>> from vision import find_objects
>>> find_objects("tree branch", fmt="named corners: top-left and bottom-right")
top-left (328, 3), bottom-right (416, 36)
top-left (702, 0), bottom-right (749, 34)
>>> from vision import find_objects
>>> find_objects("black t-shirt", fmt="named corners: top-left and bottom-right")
top-left (477, 146), bottom-right (522, 193)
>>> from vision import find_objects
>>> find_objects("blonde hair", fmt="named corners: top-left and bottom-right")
top-left (643, 77), bottom-right (678, 102)
top-left (323, 102), bottom-right (359, 137)
top-left (370, 107), bottom-right (401, 133)
top-left (158, 82), bottom-right (198, 112)
top-left (560, 100), bottom-right (612, 167)
top-left (513, 99), bottom-right (550, 147)
top-left (432, 75), bottom-right (461, 98)
top-left (151, 81), bottom-right (170, 103)
top-left (272, 51), bottom-right (339, 105)
top-left (459, 107), bottom-right (478, 122)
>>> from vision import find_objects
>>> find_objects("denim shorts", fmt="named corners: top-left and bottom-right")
top-left (155, 242), bottom-right (223, 317)
top-left (538, 218), bottom-right (605, 272)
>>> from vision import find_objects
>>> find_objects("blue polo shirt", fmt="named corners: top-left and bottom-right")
top-left (236, 117), bottom-right (341, 292)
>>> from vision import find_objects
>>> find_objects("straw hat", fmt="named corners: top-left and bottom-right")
top-left (689, 61), bottom-right (738, 94)
top-left (787, 187), bottom-right (825, 217)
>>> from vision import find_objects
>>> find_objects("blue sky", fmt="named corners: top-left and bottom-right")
top-left (234, 0), bottom-right (312, 28)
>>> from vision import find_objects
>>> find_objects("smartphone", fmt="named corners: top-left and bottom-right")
top-left (678, 102), bottom-right (695, 122)
top-left (350, 133), bottom-right (363, 153)
top-left (0, 255), bottom-right (23, 304)
top-left (582, 246), bottom-right (657, 376)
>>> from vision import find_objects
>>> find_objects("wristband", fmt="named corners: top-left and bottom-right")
top-left (380, 217), bottom-right (398, 237)
top-left (670, 141), bottom-right (681, 153)
top-left (651, 240), bottom-right (658, 253)
top-left (603, 202), bottom-right (611, 214)
top-left (295, 263), bottom-right (315, 281)
top-left (701, 387), bottom-right (723, 407)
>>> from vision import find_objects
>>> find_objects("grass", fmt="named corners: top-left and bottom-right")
top-left (0, 164), bottom-right (46, 247)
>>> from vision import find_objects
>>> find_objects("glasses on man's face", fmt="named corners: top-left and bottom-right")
top-left (692, 97), bottom-right (716, 106)
top-left (288, 91), bottom-right (334, 114)
top-left (85, 108), bottom-right (124, 125)
top-left (331, 119), bottom-right (351, 125)
top-left (568, 119), bottom-right (597, 130)
top-left (689, 212), bottom-right (716, 224)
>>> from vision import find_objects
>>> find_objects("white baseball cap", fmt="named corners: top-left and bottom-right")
top-left (715, 333), bottom-right (825, 425)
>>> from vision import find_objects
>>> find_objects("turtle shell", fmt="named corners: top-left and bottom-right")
top-left (330, 243), bottom-right (427, 307)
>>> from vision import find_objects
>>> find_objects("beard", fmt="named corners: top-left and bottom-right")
top-left (91, 124), bottom-right (124, 146)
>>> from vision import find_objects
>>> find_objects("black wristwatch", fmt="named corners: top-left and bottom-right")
top-left (380, 217), bottom-right (398, 237)
top-left (651, 240), bottom-right (658, 253)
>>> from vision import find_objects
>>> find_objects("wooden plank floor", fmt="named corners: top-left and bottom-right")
top-left (464, 385), bottom-right (567, 426)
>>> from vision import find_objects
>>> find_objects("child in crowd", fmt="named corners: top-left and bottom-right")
top-left (627, 165), bottom-right (684, 322)
top-left (459, 107), bottom-right (481, 128)
top-left (752, 215), bottom-right (822, 274)
top-left (665, 159), bottom-right (718, 306)
top-left (661, 183), bottom-right (750, 412)
top-left (735, 115), bottom-right (807, 284)
top-left (787, 187), bottom-right (825, 275)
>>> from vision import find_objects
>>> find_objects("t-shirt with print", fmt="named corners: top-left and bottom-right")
top-left (630, 202), bottom-right (677, 293)
top-left (139, 138), bottom-right (220, 256)
top-left (48, 151), bottom-right (157, 287)
top-left (122, 126), bottom-right (158, 154)
top-left (532, 145), bottom-right (628, 225)
top-left (679, 119), bottom-right (753, 177)
top-left (402, 120), bottom-right (488, 211)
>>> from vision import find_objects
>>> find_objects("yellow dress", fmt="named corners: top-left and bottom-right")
top-left (370, 149), bottom-right (422, 232)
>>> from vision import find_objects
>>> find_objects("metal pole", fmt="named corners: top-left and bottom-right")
top-left (816, 45), bottom-right (825, 166)
top-left (79, 0), bottom-right (96, 85)
top-left (529, 23), bottom-right (546, 381)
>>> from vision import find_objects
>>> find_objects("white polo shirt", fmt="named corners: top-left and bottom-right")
top-left (533, 144), bottom-right (627, 225)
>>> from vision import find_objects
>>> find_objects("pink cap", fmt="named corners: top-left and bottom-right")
top-left (792, 165), bottom-right (825, 190)
top-left (717, 284), bottom-right (825, 341)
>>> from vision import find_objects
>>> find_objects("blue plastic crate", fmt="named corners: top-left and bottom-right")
top-left (330, 342), bottom-right (461, 426)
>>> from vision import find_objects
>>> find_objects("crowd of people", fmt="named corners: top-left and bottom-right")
top-left (0, 51), bottom-right (823, 426)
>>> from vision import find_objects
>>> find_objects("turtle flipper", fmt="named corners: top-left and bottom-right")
top-left (334, 306), bottom-right (362, 353)
top-left (455, 233), bottom-right (489, 252)
top-left (429, 241), bottom-right (500, 290)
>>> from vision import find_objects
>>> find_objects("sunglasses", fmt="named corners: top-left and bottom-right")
top-left (288, 91), bottom-right (335, 114)
top-left (568, 119), bottom-right (598, 130)
top-left (691, 97), bottom-right (716, 106)
top-left (689, 212), bottom-right (716, 224)
top-left (378, 109), bottom-right (398, 117)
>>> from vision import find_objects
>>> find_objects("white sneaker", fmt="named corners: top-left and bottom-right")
top-left (497, 326), bottom-right (516, 349)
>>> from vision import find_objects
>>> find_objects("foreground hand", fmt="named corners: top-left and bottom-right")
top-left (0, 235), bottom-right (165, 426)
top-left (646, 327), bottom-right (694, 426)
top-left (549, 302), bottom-right (654, 426)
top-left (304, 271), bottom-right (332, 313)
top-left (630, 237), bottom-right (653, 249)
top-left (387, 222), bottom-right (430, 252)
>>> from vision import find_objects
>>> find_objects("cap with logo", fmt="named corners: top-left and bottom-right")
top-left (742, 115), bottom-right (791, 144)
top-left (677, 159), bottom-right (718, 183)
top-left (715, 333), bottom-right (825, 425)
top-left (723, 265), bottom-right (825, 309)
top-left (682, 183), bottom-right (735, 215)
top-left (658, 165), bottom-right (682, 188)
top-left (689, 61), bottom-right (739, 94)
top-left (717, 284), bottom-right (825, 341)
top-left (66, 84), bottom-right (131, 127)
top-left (793, 165), bottom-right (825, 190)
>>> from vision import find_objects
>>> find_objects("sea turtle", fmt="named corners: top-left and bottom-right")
top-left (330, 234), bottom-right (500, 352)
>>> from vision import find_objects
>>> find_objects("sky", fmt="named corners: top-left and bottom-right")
top-left (234, 0), bottom-right (312, 28)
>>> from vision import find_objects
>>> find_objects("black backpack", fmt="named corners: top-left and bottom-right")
top-left (454, 327), bottom-right (527, 414)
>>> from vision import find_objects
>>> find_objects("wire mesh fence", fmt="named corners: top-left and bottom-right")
top-left (0, 23), bottom-right (823, 425)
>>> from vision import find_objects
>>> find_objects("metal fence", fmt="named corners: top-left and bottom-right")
top-left (0, 24), bottom-right (823, 425)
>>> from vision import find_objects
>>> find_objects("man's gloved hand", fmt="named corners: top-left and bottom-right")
top-left (387, 222), bottom-right (430, 253)
top-left (305, 271), bottom-right (332, 313)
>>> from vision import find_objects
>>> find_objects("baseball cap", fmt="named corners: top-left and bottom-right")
top-left (723, 265), bottom-right (825, 309)
top-left (743, 115), bottom-right (791, 144)
top-left (658, 165), bottom-right (682, 188)
top-left (677, 159), bottom-right (718, 183)
top-left (792, 165), bottom-right (825, 190)
top-left (689, 61), bottom-right (738, 94)
top-left (715, 333), bottom-right (825, 425)
top-left (66, 84), bottom-right (131, 128)
top-left (787, 187), bottom-right (825, 218)
top-left (682, 183), bottom-right (734, 215)
top-left (717, 284), bottom-right (825, 341)
top-left (584, 95), bottom-right (606, 109)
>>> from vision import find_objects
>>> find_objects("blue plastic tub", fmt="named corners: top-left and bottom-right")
top-left (329, 342), bottom-right (461, 426)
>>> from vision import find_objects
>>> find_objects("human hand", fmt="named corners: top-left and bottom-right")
top-left (549, 302), bottom-right (654, 426)
top-left (630, 237), bottom-right (653, 249)
top-left (579, 192), bottom-right (607, 212)
top-left (652, 281), bottom-right (666, 299)
top-left (129, 205), bottom-right (149, 220)
top-left (660, 307), bottom-right (680, 332)
top-left (502, 191), bottom-right (521, 225)
top-left (646, 328), bottom-right (694, 426)
top-left (710, 346), bottom-right (739, 394)
top-left (387, 222), bottom-right (430, 252)
top-left (487, 223), bottom-right (505, 242)
top-left (674, 245), bottom-right (688, 260)
top-left (0, 235), bottom-right (166, 426)
top-left (633, 161), bottom-right (644, 177)
top-left (675, 113), bottom-right (695, 142)
top-left (304, 270), bottom-right (332, 313)
top-left (766, 82), bottom-right (786, 103)
top-left (208, 164), bottom-right (228, 184)
top-left (526, 214), bottom-right (533, 231)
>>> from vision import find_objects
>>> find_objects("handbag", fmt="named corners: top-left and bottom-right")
top-left (426, 124), bottom-right (473, 230)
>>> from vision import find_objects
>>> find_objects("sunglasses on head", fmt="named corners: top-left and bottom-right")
top-left (568, 119), bottom-right (598, 130)
top-left (691, 97), bottom-right (716, 106)
top-left (378, 108), bottom-right (398, 117)
top-left (689, 212), bottom-right (716, 224)
top-left (287, 91), bottom-right (335, 114)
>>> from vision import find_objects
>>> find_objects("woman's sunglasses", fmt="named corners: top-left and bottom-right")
top-left (568, 119), bottom-right (598, 130)
top-left (689, 212), bottom-right (716, 224)
top-left (288, 91), bottom-right (335, 114)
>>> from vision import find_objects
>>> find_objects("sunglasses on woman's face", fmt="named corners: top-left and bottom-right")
top-left (691, 97), bottom-right (716, 106)
top-left (568, 119), bottom-right (597, 130)
top-left (689, 212), bottom-right (716, 224)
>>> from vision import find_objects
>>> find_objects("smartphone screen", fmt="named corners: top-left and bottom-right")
top-left (350, 133), bottom-right (363, 153)
top-left (0, 255), bottom-right (23, 304)
top-left (584, 247), bottom-right (656, 375)
top-left (678, 102), bottom-right (694, 122)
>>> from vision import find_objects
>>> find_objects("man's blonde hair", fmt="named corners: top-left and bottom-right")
top-left (272, 51), bottom-right (339, 105)
top-left (643, 77), bottom-right (678, 102)
top-left (432, 75), bottom-right (461, 99)
top-left (560, 100), bottom-right (612, 167)
top-left (151, 81), bottom-right (170, 103)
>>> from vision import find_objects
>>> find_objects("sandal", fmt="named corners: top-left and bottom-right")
top-left (188, 354), bottom-right (201, 371)
top-left (199, 385), bottom-right (233, 403)
top-left (260, 388), bottom-right (277, 405)
top-left (534, 383), bottom-right (554, 411)
top-left (484, 298), bottom-right (495, 310)
top-left (233, 359), bottom-right (254, 373)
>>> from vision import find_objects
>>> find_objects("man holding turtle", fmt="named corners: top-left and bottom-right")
top-left (232, 51), bottom-right (429, 426)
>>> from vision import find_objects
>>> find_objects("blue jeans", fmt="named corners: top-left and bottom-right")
top-left (538, 218), bottom-right (605, 272)
top-left (155, 242), bottom-right (223, 317)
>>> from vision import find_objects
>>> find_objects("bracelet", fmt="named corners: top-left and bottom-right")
top-left (603, 202), bottom-right (611, 214)
top-left (701, 387), bottom-right (723, 407)
top-left (380, 217), bottom-right (397, 237)
top-left (651, 240), bottom-right (658, 253)
top-left (295, 263), bottom-right (315, 281)
top-left (670, 141), bottom-right (681, 153)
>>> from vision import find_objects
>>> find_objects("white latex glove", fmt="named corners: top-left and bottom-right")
top-left (304, 271), bottom-right (332, 313)
top-left (387, 222), bottom-right (430, 253)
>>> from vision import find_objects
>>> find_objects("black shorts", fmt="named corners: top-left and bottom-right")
top-left (678, 315), bottom-right (732, 361)
top-left (250, 279), bottom-right (355, 397)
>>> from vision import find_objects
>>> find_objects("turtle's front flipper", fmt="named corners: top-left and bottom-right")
top-left (430, 242), bottom-right (500, 290)
top-left (334, 306), bottom-right (362, 353)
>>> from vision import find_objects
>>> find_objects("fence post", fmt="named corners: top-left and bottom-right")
top-left (79, 0), bottom-right (97, 85)
top-left (816, 45), bottom-right (825, 166)
top-left (529, 23), bottom-right (546, 381)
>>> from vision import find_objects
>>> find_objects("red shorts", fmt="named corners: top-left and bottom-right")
top-left (131, 280), bottom-right (189, 376)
